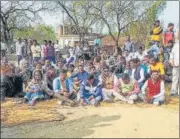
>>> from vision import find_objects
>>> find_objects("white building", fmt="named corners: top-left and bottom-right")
top-left (57, 25), bottom-right (101, 48)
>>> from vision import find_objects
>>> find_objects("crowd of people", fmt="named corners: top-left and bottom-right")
top-left (1, 20), bottom-right (179, 107)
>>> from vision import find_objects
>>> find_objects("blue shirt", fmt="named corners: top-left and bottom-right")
top-left (80, 79), bottom-right (102, 99)
top-left (71, 70), bottom-right (88, 83)
top-left (53, 77), bottom-right (72, 93)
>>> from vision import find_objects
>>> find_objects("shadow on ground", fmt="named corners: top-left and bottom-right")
top-left (1, 115), bottom-right (120, 138)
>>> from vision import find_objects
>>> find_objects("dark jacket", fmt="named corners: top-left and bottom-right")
top-left (0, 75), bottom-right (23, 101)
top-left (128, 65), bottom-right (142, 81)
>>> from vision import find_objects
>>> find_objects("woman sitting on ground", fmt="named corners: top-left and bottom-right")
top-left (24, 70), bottom-right (54, 106)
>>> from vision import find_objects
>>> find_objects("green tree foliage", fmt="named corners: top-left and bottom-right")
top-left (125, 1), bottom-right (166, 46)
top-left (14, 24), bottom-right (56, 43)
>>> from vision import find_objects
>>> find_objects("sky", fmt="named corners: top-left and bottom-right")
top-left (159, 1), bottom-right (179, 28)
top-left (40, 1), bottom-right (179, 32)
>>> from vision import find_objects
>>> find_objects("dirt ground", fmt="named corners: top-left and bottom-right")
top-left (1, 97), bottom-right (179, 138)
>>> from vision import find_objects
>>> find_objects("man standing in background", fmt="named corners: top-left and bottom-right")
top-left (150, 20), bottom-right (163, 46)
top-left (16, 38), bottom-right (23, 66)
top-left (163, 23), bottom-right (175, 46)
top-left (54, 40), bottom-right (61, 62)
top-left (169, 30), bottom-right (179, 96)
top-left (123, 35), bottom-right (136, 53)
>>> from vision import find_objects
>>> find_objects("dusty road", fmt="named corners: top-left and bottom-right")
top-left (1, 104), bottom-right (179, 138)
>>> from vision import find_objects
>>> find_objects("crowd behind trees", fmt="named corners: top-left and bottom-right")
top-left (0, 20), bottom-right (179, 107)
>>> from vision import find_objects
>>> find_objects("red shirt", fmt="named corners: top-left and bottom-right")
top-left (147, 79), bottom-right (161, 97)
top-left (163, 30), bottom-right (174, 45)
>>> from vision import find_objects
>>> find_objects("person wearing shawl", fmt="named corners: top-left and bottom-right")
top-left (24, 70), bottom-right (54, 106)
top-left (99, 66), bottom-right (122, 103)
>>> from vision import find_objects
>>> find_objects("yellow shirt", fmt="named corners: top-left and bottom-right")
top-left (31, 45), bottom-right (41, 57)
top-left (150, 62), bottom-right (165, 75)
top-left (151, 26), bottom-right (163, 42)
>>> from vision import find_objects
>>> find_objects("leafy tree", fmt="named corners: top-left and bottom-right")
top-left (56, 1), bottom-right (99, 46)
top-left (88, 1), bottom-right (156, 47)
top-left (1, 1), bottom-right (51, 46)
top-left (125, 1), bottom-right (166, 46)
top-left (14, 24), bottom-right (56, 43)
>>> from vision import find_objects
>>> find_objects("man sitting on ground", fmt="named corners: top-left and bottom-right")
top-left (114, 73), bottom-right (140, 104)
top-left (140, 70), bottom-right (165, 105)
top-left (99, 66), bottom-right (123, 103)
top-left (53, 70), bottom-right (77, 106)
top-left (79, 74), bottom-right (102, 106)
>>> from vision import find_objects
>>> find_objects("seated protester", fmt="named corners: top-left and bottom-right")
top-left (84, 62), bottom-right (93, 73)
top-left (35, 62), bottom-right (43, 73)
top-left (80, 74), bottom-right (102, 106)
top-left (65, 53), bottom-right (75, 66)
top-left (149, 56), bottom-right (165, 79)
top-left (18, 61), bottom-right (33, 91)
top-left (0, 57), bottom-right (26, 101)
top-left (98, 60), bottom-right (107, 74)
top-left (71, 65), bottom-right (88, 83)
top-left (114, 56), bottom-right (126, 78)
top-left (93, 56), bottom-right (101, 70)
top-left (56, 60), bottom-right (65, 75)
top-left (99, 66), bottom-right (122, 102)
top-left (44, 66), bottom-right (57, 91)
top-left (89, 66), bottom-right (100, 80)
top-left (124, 61), bottom-right (130, 73)
top-left (40, 58), bottom-right (45, 67)
top-left (123, 50), bottom-right (131, 62)
top-left (67, 64), bottom-right (75, 79)
top-left (42, 60), bottom-right (52, 74)
top-left (69, 77), bottom-right (80, 99)
top-left (106, 56), bottom-right (116, 72)
top-left (19, 55), bottom-right (29, 70)
top-left (128, 51), bottom-right (138, 60)
top-left (164, 61), bottom-right (173, 83)
top-left (53, 70), bottom-right (77, 106)
top-left (24, 70), bottom-right (54, 106)
top-left (128, 59), bottom-right (145, 88)
top-left (114, 73), bottom-right (140, 104)
top-left (146, 42), bottom-right (160, 58)
top-left (163, 40), bottom-right (173, 63)
top-left (140, 70), bottom-right (165, 105)
top-left (116, 54), bottom-right (123, 64)
top-left (141, 55), bottom-right (151, 80)
top-left (101, 50), bottom-right (108, 61)
top-left (134, 47), bottom-right (148, 61)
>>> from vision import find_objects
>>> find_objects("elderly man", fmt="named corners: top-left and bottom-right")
top-left (99, 66), bottom-right (123, 103)
top-left (169, 30), bottom-right (179, 96)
